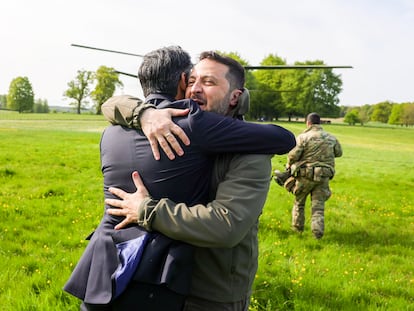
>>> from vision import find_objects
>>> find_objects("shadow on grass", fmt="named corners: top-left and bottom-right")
top-left (326, 227), bottom-right (413, 251)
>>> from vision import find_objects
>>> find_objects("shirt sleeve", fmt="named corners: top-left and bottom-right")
top-left (101, 95), bottom-right (154, 128)
top-left (136, 154), bottom-right (272, 248)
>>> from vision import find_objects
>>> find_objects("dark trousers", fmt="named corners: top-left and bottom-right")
top-left (80, 302), bottom-right (112, 311)
top-left (114, 282), bottom-right (185, 311)
top-left (81, 283), bottom-right (185, 311)
top-left (81, 287), bottom-right (249, 311)
top-left (183, 296), bottom-right (249, 311)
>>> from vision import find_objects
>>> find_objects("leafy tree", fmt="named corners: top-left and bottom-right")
top-left (0, 94), bottom-right (7, 109)
top-left (371, 101), bottom-right (393, 123)
top-left (339, 105), bottom-right (348, 117)
top-left (252, 54), bottom-right (287, 120)
top-left (344, 108), bottom-right (360, 125)
top-left (358, 104), bottom-right (372, 125)
top-left (280, 61), bottom-right (342, 120)
top-left (33, 98), bottom-right (49, 113)
top-left (217, 53), bottom-right (344, 121)
top-left (281, 69), bottom-right (308, 120)
top-left (313, 67), bottom-right (342, 117)
top-left (281, 70), bottom-right (306, 122)
top-left (64, 70), bottom-right (94, 114)
top-left (7, 77), bottom-right (34, 112)
top-left (401, 102), bottom-right (414, 126)
top-left (388, 103), bottom-right (404, 125)
top-left (91, 66), bottom-right (123, 114)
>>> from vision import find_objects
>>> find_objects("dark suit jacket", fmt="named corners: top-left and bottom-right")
top-left (64, 94), bottom-right (295, 304)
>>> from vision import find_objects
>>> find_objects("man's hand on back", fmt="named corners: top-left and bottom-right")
top-left (106, 171), bottom-right (150, 230)
top-left (141, 108), bottom-right (191, 160)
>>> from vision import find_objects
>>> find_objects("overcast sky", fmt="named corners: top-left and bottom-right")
top-left (1, 0), bottom-right (413, 107)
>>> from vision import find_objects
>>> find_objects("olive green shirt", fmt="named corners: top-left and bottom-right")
top-left (136, 153), bottom-right (272, 302)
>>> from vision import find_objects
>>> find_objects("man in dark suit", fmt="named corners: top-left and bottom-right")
top-left (64, 46), bottom-right (295, 310)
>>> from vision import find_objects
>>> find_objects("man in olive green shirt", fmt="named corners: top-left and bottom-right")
top-left (105, 51), bottom-right (295, 310)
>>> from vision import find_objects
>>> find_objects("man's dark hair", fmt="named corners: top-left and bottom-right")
top-left (198, 51), bottom-right (245, 90)
top-left (307, 112), bottom-right (321, 124)
top-left (138, 46), bottom-right (193, 97)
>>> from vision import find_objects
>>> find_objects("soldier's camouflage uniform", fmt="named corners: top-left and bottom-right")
top-left (287, 124), bottom-right (342, 238)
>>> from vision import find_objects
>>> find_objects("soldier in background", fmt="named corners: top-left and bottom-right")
top-left (277, 112), bottom-right (342, 239)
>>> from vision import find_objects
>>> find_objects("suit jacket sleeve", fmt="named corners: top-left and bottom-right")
top-left (188, 109), bottom-right (296, 155)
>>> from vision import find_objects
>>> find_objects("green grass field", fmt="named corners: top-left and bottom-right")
top-left (0, 112), bottom-right (413, 310)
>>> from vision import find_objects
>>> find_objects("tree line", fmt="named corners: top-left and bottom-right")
top-left (342, 101), bottom-right (414, 126)
top-left (1, 51), bottom-right (412, 125)
top-left (0, 66), bottom-right (122, 114)
top-left (225, 52), bottom-right (344, 121)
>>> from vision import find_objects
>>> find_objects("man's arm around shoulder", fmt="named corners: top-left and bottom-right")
top-left (101, 95), bottom-right (153, 128)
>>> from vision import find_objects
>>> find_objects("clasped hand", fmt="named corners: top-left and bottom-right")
top-left (141, 107), bottom-right (190, 160)
top-left (106, 171), bottom-right (149, 230)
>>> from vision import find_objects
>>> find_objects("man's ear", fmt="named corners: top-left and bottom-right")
top-left (229, 89), bottom-right (243, 107)
top-left (237, 88), bottom-right (250, 115)
top-left (180, 72), bottom-right (187, 88)
top-left (175, 72), bottom-right (187, 100)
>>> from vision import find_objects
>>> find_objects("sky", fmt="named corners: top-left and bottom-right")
top-left (1, 0), bottom-right (413, 107)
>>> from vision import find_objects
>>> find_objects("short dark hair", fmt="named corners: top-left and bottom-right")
top-left (307, 112), bottom-right (321, 124)
top-left (198, 51), bottom-right (245, 90)
top-left (138, 46), bottom-right (193, 97)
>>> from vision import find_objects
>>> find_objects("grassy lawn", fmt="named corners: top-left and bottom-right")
top-left (0, 112), bottom-right (413, 310)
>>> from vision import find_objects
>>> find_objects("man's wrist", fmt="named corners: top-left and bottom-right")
top-left (132, 104), bottom-right (156, 129)
top-left (137, 197), bottom-right (158, 229)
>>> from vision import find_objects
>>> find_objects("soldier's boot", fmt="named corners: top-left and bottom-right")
top-left (291, 205), bottom-right (305, 232)
top-left (273, 169), bottom-right (291, 187)
top-left (311, 208), bottom-right (324, 239)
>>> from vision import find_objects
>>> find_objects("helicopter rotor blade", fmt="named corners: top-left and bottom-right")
top-left (115, 71), bottom-right (138, 78)
top-left (72, 43), bottom-right (352, 77)
top-left (71, 44), bottom-right (144, 57)
top-left (115, 64), bottom-right (354, 79)
top-left (244, 65), bottom-right (353, 70)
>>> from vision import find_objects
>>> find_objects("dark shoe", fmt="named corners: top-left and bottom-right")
top-left (292, 225), bottom-right (304, 233)
top-left (312, 229), bottom-right (323, 239)
top-left (274, 169), bottom-right (291, 187)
